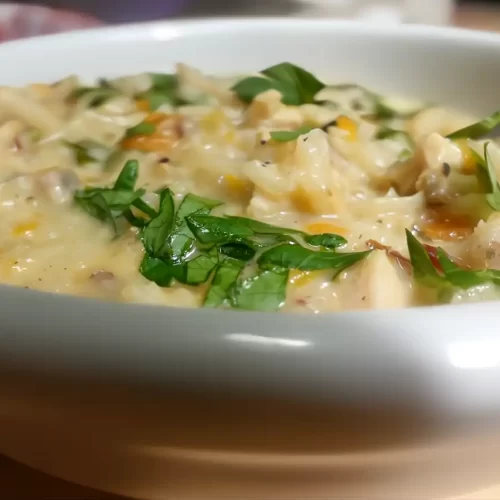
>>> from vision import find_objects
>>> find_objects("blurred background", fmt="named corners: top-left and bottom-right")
top-left (2, 0), bottom-right (499, 27)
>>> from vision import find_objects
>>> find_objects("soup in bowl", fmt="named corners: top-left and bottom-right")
top-left (1, 59), bottom-right (499, 313)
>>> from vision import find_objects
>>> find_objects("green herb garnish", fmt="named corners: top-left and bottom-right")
top-left (76, 161), bottom-right (369, 311)
top-left (232, 62), bottom-right (325, 106)
top-left (375, 126), bottom-right (415, 161)
top-left (270, 125), bottom-right (316, 142)
top-left (142, 188), bottom-right (175, 257)
top-left (229, 268), bottom-right (289, 311)
top-left (471, 142), bottom-right (500, 210)
top-left (139, 254), bottom-right (174, 287)
top-left (258, 244), bottom-right (371, 277)
top-left (70, 85), bottom-right (120, 108)
top-left (446, 110), bottom-right (500, 140)
top-left (304, 233), bottom-right (347, 249)
top-left (168, 194), bottom-right (223, 262)
top-left (204, 258), bottom-right (245, 308)
top-left (74, 159), bottom-right (146, 233)
top-left (172, 248), bottom-right (219, 286)
top-left (406, 229), bottom-right (500, 293)
top-left (406, 230), bottom-right (447, 288)
top-left (125, 122), bottom-right (156, 138)
top-left (137, 73), bottom-right (188, 111)
top-left (64, 142), bottom-right (98, 165)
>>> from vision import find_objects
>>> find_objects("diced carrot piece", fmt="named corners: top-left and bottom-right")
top-left (336, 115), bottom-right (357, 141)
top-left (122, 114), bottom-right (183, 153)
top-left (420, 211), bottom-right (475, 241)
top-left (135, 99), bottom-right (150, 112)
top-left (306, 222), bottom-right (347, 236)
top-left (122, 135), bottom-right (178, 153)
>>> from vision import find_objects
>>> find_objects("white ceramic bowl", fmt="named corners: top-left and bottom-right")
top-left (2, 19), bottom-right (500, 500)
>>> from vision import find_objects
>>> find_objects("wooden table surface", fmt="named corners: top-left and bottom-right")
top-left (3, 5), bottom-right (500, 500)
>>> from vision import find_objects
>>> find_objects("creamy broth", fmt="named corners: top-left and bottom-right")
top-left (1, 62), bottom-right (499, 312)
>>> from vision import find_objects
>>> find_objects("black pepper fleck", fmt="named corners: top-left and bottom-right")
top-left (376, 219), bottom-right (383, 224)
top-left (362, 296), bottom-right (366, 301)
top-left (38, 278), bottom-right (42, 282)
top-left (159, 157), bottom-right (170, 164)
top-left (303, 137), bottom-right (308, 142)
top-left (260, 139), bottom-right (267, 145)
top-left (351, 100), bottom-right (363, 111)
top-left (442, 162), bottom-right (451, 177)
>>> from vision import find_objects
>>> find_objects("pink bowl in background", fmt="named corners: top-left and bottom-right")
top-left (0, 3), bottom-right (103, 42)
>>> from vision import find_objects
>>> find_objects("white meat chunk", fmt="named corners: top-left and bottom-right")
top-left (341, 250), bottom-right (412, 310)
top-left (389, 132), bottom-right (466, 200)
top-left (464, 213), bottom-right (500, 269)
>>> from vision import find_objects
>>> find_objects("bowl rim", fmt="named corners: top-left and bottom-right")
top-left (1, 16), bottom-right (500, 52)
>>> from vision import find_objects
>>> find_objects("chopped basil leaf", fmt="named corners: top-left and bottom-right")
top-left (114, 160), bottom-right (139, 190)
top-left (144, 91), bottom-right (174, 111)
top-left (436, 248), bottom-right (500, 288)
top-left (74, 188), bottom-right (145, 234)
top-left (304, 233), bottom-right (347, 249)
top-left (223, 216), bottom-right (303, 235)
top-left (204, 258), bottom-right (245, 308)
top-left (137, 73), bottom-right (186, 110)
top-left (229, 268), bottom-right (289, 311)
top-left (169, 194), bottom-right (222, 262)
top-left (218, 242), bottom-right (256, 261)
top-left (64, 142), bottom-right (97, 165)
top-left (375, 126), bottom-right (416, 161)
top-left (126, 122), bottom-right (156, 138)
top-left (270, 125), bottom-right (316, 142)
top-left (407, 230), bottom-right (500, 291)
top-left (258, 244), bottom-right (370, 275)
top-left (173, 248), bottom-right (219, 285)
top-left (132, 198), bottom-right (157, 219)
top-left (186, 214), bottom-right (255, 245)
top-left (74, 160), bottom-right (145, 233)
top-left (70, 85), bottom-right (120, 108)
top-left (406, 230), bottom-right (447, 288)
top-left (232, 62), bottom-right (325, 106)
top-left (139, 254), bottom-right (174, 287)
top-left (142, 188), bottom-right (175, 257)
top-left (446, 110), bottom-right (500, 140)
top-left (471, 142), bottom-right (500, 210)
top-left (231, 77), bottom-right (277, 103)
top-left (150, 73), bottom-right (178, 90)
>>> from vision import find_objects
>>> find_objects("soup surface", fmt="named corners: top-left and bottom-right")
top-left (1, 62), bottom-right (500, 312)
